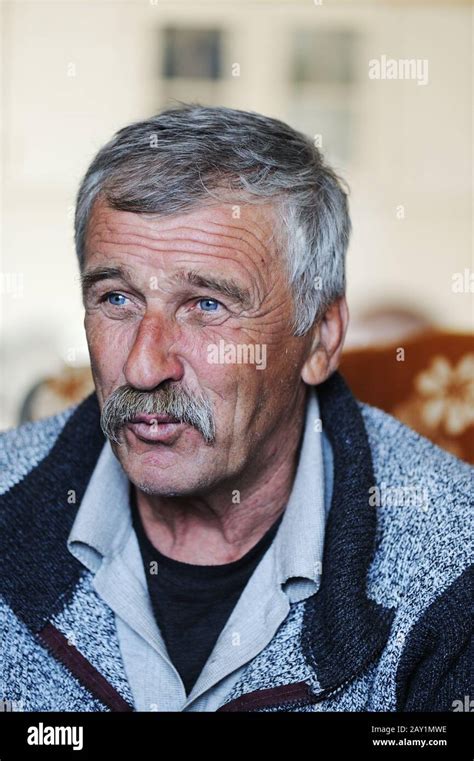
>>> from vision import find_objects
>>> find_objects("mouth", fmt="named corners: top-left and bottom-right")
top-left (126, 414), bottom-right (185, 443)
top-left (130, 414), bottom-right (181, 425)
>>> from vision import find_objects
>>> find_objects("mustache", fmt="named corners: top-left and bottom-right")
top-left (100, 383), bottom-right (216, 445)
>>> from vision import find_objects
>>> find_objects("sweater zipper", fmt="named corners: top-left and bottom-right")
top-left (36, 623), bottom-right (134, 712)
top-left (218, 659), bottom-right (380, 712)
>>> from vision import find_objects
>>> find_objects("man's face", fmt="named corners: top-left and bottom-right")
top-left (82, 198), bottom-right (310, 496)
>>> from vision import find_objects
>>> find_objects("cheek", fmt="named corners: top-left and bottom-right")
top-left (85, 318), bottom-right (129, 389)
top-left (272, 335), bottom-right (305, 379)
top-left (196, 356), bottom-right (267, 433)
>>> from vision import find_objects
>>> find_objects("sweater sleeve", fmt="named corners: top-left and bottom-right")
top-left (395, 567), bottom-right (473, 712)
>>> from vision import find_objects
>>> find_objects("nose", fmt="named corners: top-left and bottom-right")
top-left (123, 312), bottom-right (184, 391)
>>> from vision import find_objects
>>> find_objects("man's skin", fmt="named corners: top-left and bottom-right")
top-left (82, 197), bottom-right (349, 565)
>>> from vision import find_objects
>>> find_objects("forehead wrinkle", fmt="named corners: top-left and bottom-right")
top-left (189, 214), bottom-right (276, 255)
top-left (94, 219), bottom-right (272, 270)
top-left (89, 220), bottom-right (266, 264)
top-left (156, 222), bottom-right (274, 287)
top-left (210, 212), bottom-right (279, 251)
top-left (89, 231), bottom-right (270, 302)
top-left (92, 203), bottom-right (274, 254)
top-left (151, 223), bottom-right (269, 257)
top-left (87, 237), bottom-right (267, 299)
top-left (146, 199), bottom-right (276, 238)
top-left (86, 206), bottom-right (280, 308)
top-left (164, 230), bottom-right (270, 280)
top-left (87, 201), bottom-right (278, 271)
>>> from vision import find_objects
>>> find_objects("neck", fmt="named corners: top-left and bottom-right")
top-left (133, 385), bottom-right (309, 565)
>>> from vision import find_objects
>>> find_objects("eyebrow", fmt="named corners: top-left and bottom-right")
top-left (80, 266), bottom-right (132, 297)
top-left (172, 270), bottom-right (253, 309)
top-left (80, 265), bottom-right (254, 309)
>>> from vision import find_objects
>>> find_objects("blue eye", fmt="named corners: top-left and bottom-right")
top-left (107, 292), bottom-right (128, 307)
top-left (198, 298), bottom-right (219, 312)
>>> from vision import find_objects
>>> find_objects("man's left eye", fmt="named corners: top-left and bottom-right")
top-left (197, 298), bottom-right (220, 312)
top-left (106, 292), bottom-right (128, 307)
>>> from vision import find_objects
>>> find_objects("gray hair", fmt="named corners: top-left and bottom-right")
top-left (75, 103), bottom-right (351, 336)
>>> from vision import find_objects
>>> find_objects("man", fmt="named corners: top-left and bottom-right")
top-left (0, 105), bottom-right (471, 712)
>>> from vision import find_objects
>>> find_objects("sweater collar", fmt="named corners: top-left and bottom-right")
top-left (301, 372), bottom-right (394, 693)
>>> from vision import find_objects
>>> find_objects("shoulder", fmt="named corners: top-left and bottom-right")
top-left (360, 401), bottom-right (472, 500)
top-left (359, 402), bottom-right (472, 613)
top-left (0, 405), bottom-right (79, 495)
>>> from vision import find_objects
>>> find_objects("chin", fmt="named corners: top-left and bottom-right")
top-left (131, 475), bottom-right (204, 498)
top-left (112, 437), bottom-right (218, 497)
top-left (135, 481), bottom-right (182, 498)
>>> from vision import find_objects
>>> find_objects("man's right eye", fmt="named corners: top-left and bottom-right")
top-left (104, 292), bottom-right (129, 307)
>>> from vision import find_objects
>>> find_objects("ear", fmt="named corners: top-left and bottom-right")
top-left (301, 296), bottom-right (349, 385)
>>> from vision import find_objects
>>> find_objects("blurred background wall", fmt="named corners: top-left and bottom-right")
top-left (0, 0), bottom-right (472, 430)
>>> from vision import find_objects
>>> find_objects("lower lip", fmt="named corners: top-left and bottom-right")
top-left (126, 421), bottom-right (185, 443)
